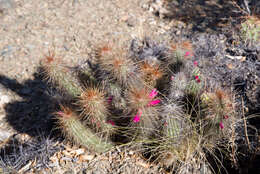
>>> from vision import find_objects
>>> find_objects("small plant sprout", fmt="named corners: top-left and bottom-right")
top-left (240, 15), bottom-right (260, 46)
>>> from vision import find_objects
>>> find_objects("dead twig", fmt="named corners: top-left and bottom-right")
top-left (242, 98), bottom-right (251, 151)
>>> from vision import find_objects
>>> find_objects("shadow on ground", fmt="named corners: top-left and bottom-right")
top-left (161, 0), bottom-right (259, 32)
top-left (0, 68), bottom-right (63, 171)
top-left (0, 69), bottom-right (59, 137)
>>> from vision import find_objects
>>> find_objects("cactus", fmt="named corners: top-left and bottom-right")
top-left (97, 44), bottom-right (141, 87)
top-left (56, 105), bottom-right (113, 153)
top-left (40, 38), bottom-right (239, 173)
top-left (41, 51), bottom-right (81, 98)
top-left (140, 61), bottom-right (164, 87)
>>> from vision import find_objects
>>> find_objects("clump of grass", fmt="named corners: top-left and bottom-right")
top-left (240, 15), bottom-right (260, 46)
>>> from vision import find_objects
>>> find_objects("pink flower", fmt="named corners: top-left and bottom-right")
top-left (224, 115), bottom-right (229, 119)
top-left (148, 99), bottom-right (161, 106)
top-left (108, 96), bottom-right (113, 104)
top-left (195, 76), bottom-right (200, 83)
top-left (219, 122), bottom-right (224, 129)
top-left (133, 109), bottom-right (142, 123)
top-left (107, 120), bottom-right (115, 126)
top-left (57, 111), bottom-right (63, 117)
top-left (149, 89), bottom-right (158, 99)
top-left (184, 51), bottom-right (190, 57)
top-left (193, 61), bottom-right (198, 66)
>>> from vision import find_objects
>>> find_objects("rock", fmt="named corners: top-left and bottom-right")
top-left (0, 127), bottom-right (12, 142)
top-left (0, 94), bottom-right (10, 106)
top-left (0, 45), bottom-right (14, 60)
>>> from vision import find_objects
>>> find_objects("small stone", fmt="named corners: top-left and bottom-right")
top-left (141, 3), bottom-right (149, 10)
top-left (126, 18), bottom-right (135, 27)
top-left (0, 45), bottom-right (13, 60)
top-left (149, 6), bottom-right (154, 13)
top-left (129, 150), bottom-right (134, 155)
top-left (79, 154), bottom-right (95, 161)
top-left (0, 128), bottom-right (12, 142)
top-left (73, 148), bottom-right (85, 156)
top-left (0, 94), bottom-right (10, 104)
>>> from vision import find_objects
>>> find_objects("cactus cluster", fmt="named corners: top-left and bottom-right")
top-left (41, 38), bottom-right (239, 172)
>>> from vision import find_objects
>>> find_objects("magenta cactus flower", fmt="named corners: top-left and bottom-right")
top-left (193, 61), bottom-right (198, 66)
top-left (147, 89), bottom-right (161, 106)
top-left (184, 51), bottom-right (190, 57)
top-left (108, 96), bottom-right (113, 104)
top-left (149, 89), bottom-right (158, 99)
top-left (224, 115), bottom-right (229, 119)
top-left (107, 120), bottom-right (115, 125)
top-left (195, 75), bottom-right (201, 83)
top-left (133, 109), bottom-right (142, 123)
top-left (219, 122), bottom-right (224, 129)
top-left (148, 99), bottom-right (161, 106)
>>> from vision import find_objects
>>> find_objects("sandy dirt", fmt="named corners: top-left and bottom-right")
top-left (0, 0), bottom-right (165, 81)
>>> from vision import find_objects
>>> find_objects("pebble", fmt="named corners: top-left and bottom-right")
top-left (0, 45), bottom-right (13, 60)
top-left (0, 127), bottom-right (12, 142)
top-left (0, 94), bottom-right (10, 106)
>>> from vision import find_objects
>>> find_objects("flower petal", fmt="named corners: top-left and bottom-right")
top-left (148, 99), bottom-right (161, 106)
top-left (133, 109), bottom-right (142, 123)
top-left (224, 115), bottom-right (229, 119)
top-left (219, 122), bottom-right (224, 129)
top-left (107, 120), bottom-right (115, 125)
top-left (108, 96), bottom-right (113, 104)
top-left (149, 89), bottom-right (158, 99)
top-left (184, 51), bottom-right (190, 57)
